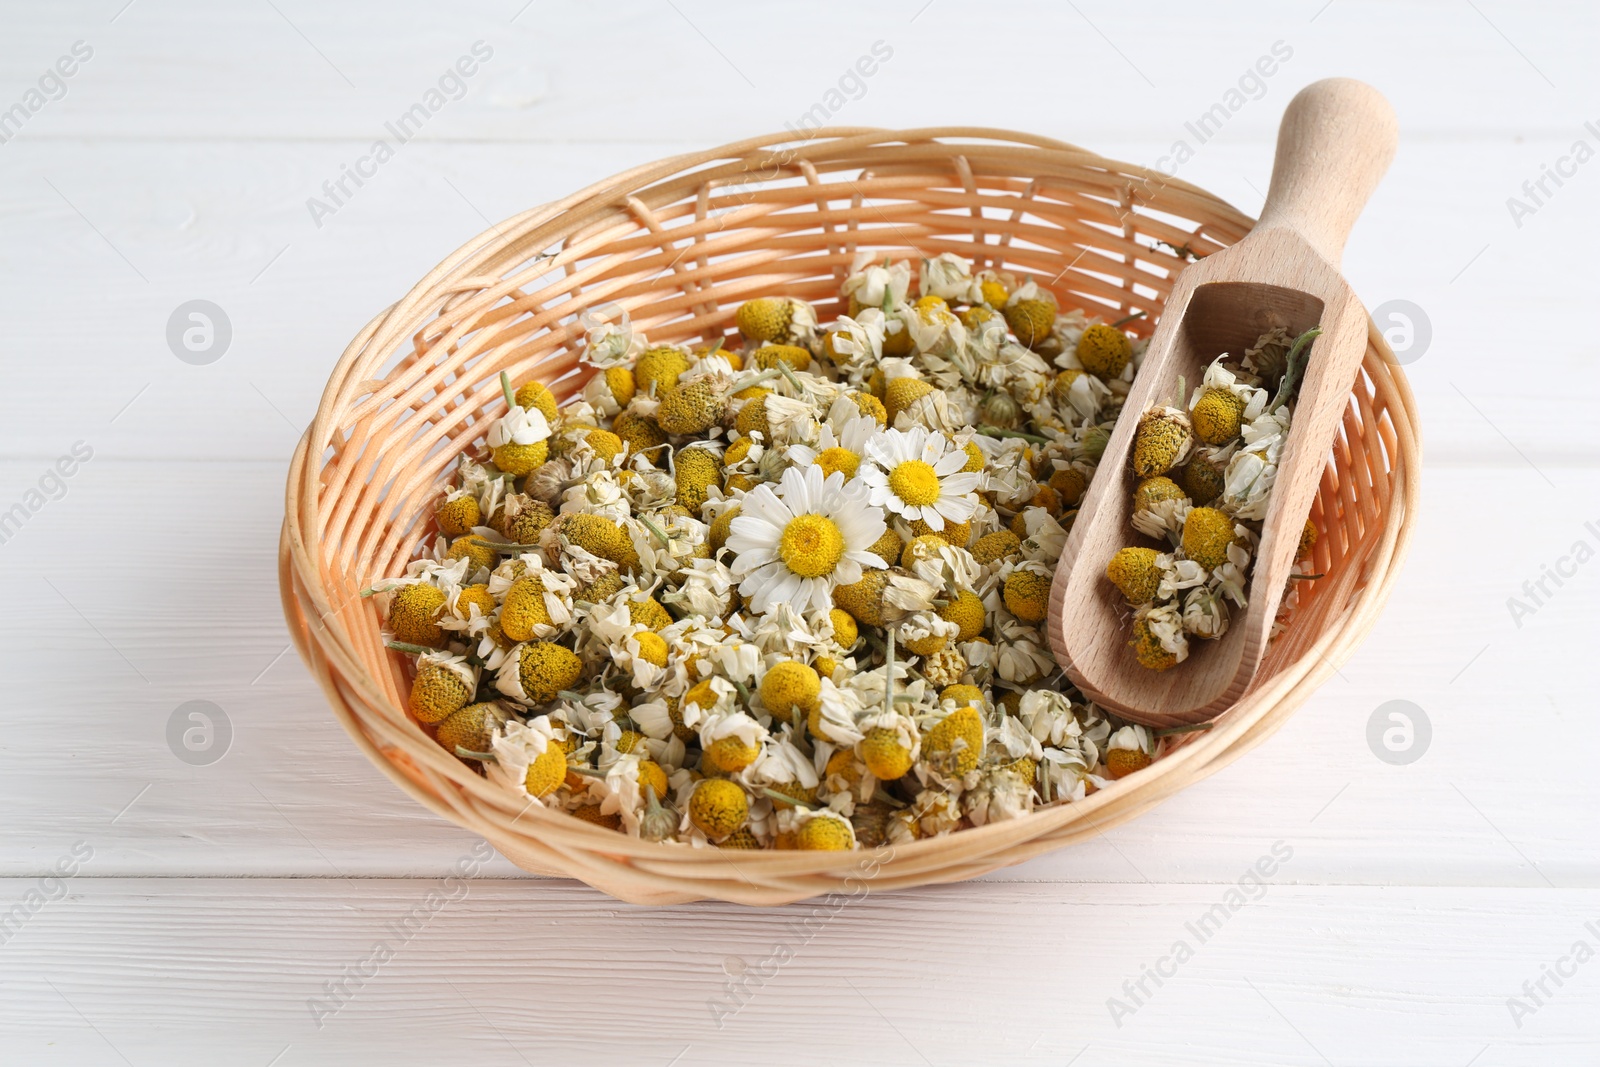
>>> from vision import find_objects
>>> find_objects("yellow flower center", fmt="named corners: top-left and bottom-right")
top-left (814, 447), bottom-right (860, 480)
top-left (887, 459), bottom-right (942, 506)
top-left (779, 514), bottom-right (845, 578)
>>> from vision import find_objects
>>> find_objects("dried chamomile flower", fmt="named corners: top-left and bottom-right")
top-left (388, 582), bottom-right (448, 647)
top-left (688, 778), bottom-right (749, 840)
top-left (1076, 322), bottom-right (1133, 378)
top-left (1131, 406), bottom-right (1194, 478)
top-left (408, 651), bottom-right (477, 723)
top-left (489, 405), bottom-right (552, 478)
top-left (1105, 724), bottom-right (1155, 779)
top-left (1181, 506), bottom-right (1237, 571)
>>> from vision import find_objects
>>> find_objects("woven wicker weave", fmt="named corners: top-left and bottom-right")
top-left (279, 127), bottom-right (1418, 905)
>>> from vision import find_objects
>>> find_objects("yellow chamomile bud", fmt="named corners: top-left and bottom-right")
top-left (435, 701), bottom-right (506, 756)
top-left (924, 705), bottom-right (984, 777)
top-left (612, 412), bottom-right (668, 465)
top-left (446, 535), bottom-right (498, 574)
top-left (970, 529), bottom-right (1022, 564)
top-left (561, 513), bottom-right (638, 573)
top-left (848, 391), bottom-right (888, 426)
top-left (752, 344), bottom-right (810, 371)
top-left (1076, 322), bottom-right (1132, 378)
top-left (938, 590), bottom-right (987, 642)
top-left (760, 661), bottom-right (821, 724)
top-left (910, 516), bottom-right (972, 547)
top-left (513, 380), bottom-right (559, 422)
top-left (1004, 299), bottom-right (1056, 348)
top-left (1131, 615), bottom-right (1178, 671)
top-left (883, 377), bottom-right (935, 424)
top-left (1131, 407), bottom-right (1194, 478)
top-left (1181, 507), bottom-right (1235, 570)
top-left (435, 493), bottom-right (480, 538)
top-left (867, 527), bottom-right (904, 566)
top-left (627, 594), bottom-right (673, 631)
top-left (408, 657), bottom-right (473, 723)
top-left (860, 728), bottom-right (914, 781)
top-left (1048, 466), bottom-right (1088, 508)
top-left (1105, 547), bottom-right (1162, 605)
top-left (632, 631), bottom-right (669, 667)
top-left (1191, 387), bottom-right (1245, 446)
top-left (795, 811), bottom-right (856, 851)
top-left (710, 505), bottom-right (739, 552)
top-left (523, 741), bottom-right (568, 798)
top-left (734, 390), bottom-right (771, 438)
top-left (635, 346), bottom-right (690, 397)
top-left (939, 684), bottom-right (985, 708)
top-left (517, 642), bottom-right (583, 703)
top-left (602, 366), bottom-right (636, 408)
top-left (689, 778), bottom-right (749, 840)
top-left (388, 583), bottom-right (447, 647)
top-left (828, 608), bottom-right (859, 648)
top-left (1134, 476), bottom-right (1186, 513)
top-left (735, 297), bottom-right (793, 344)
top-left (656, 378), bottom-right (729, 435)
top-left (674, 446), bottom-right (722, 514)
top-left (1181, 457), bottom-right (1225, 506)
top-left (499, 575), bottom-right (552, 642)
top-left (1002, 568), bottom-right (1051, 624)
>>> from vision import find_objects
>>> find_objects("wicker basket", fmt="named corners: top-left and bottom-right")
top-left (279, 127), bottom-right (1418, 906)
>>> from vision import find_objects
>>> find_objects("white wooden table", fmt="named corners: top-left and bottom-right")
top-left (3, 2), bottom-right (1595, 1062)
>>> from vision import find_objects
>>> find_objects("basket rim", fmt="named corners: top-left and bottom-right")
top-left (279, 125), bottom-right (1419, 901)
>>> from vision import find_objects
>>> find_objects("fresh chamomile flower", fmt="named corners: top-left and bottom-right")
top-left (725, 464), bottom-right (887, 615)
top-left (785, 406), bottom-right (878, 481)
top-left (860, 426), bottom-right (980, 532)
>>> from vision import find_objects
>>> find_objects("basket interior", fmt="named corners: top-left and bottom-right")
top-left (289, 130), bottom-right (1409, 901)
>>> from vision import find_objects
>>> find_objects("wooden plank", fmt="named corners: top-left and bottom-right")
top-left (0, 879), bottom-right (1594, 1064)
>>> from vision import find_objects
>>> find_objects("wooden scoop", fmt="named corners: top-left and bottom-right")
top-left (1047, 78), bottom-right (1398, 727)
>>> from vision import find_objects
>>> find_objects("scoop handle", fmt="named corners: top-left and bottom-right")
top-left (1254, 78), bottom-right (1398, 268)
